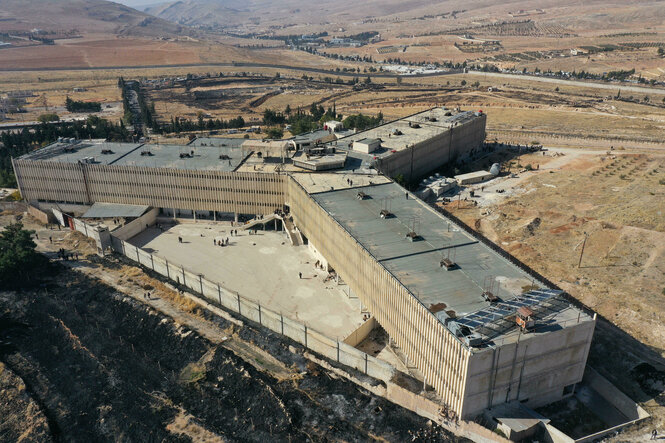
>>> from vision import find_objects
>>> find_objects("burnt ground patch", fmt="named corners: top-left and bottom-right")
top-left (0, 265), bottom-right (467, 442)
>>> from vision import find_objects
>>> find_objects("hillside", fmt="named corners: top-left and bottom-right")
top-left (145, 0), bottom-right (665, 36)
top-left (0, 0), bottom-right (191, 37)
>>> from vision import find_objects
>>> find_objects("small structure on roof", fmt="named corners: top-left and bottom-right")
top-left (241, 139), bottom-right (290, 162)
top-left (353, 138), bottom-right (381, 154)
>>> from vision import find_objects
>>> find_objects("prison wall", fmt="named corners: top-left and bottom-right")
top-left (375, 113), bottom-right (486, 181)
top-left (287, 175), bottom-right (471, 417)
top-left (13, 160), bottom-right (287, 216)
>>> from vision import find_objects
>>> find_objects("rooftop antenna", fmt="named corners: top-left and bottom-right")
top-left (482, 275), bottom-right (498, 302)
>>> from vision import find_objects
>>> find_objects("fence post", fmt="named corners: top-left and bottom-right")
top-left (199, 274), bottom-right (203, 294)
top-left (217, 284), bottom-right (222, 305)
top-left (237, 293), bottom-right (241, 314)
top-left (280, 313), bottom-right (284, 335)
top-left (337, 339), bottom-right (340, 362)
top-left (304, 325), bottom-right (308, 348)
top-left (182, 267), bottom-right (185, 286)
top-left (258, 304), bottom-right (262, 325)
top-left (365, 353), bottom-right (368, 374)
top-left (136, 247), bottom-right (140, 262)
top-left (150, 254), bottom-right (154, 270)
top-left (165, 259), bottom-right (170, 278)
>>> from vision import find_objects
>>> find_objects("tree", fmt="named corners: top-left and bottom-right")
top-left (658, 47), bottom-right (664, 56)
top-left (0, 222), bottom-right (51, 290)
top-left (266, 127), bottom-right (284, 139)
top-left (38, 113), bottom-right (60, 123)
top-left (461, 80), bottom-right (467, 86)
top-left (396, 76), bottom-right (402, 86)
top-left (364, 76), bottom-right (372, 84)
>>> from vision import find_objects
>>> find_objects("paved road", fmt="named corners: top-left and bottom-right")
top-left (467, 70), bottom-right (665, 95)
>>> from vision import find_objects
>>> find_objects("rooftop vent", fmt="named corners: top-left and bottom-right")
top-left (357, 191), bottom-right (369, 200)
top-left (101, 149), bottom-right (114, 155)
top-left (440, 258), bottom-right (457, 271)
top-left (392, 128), bottom-right (402, 136)
top-left (179, 152), bottom-right (193, 158)
top-left (379, 209), bottom-right (392, 219)
top-left (140, 150), bottom-right (153, 156)
top-left (428, 117), bottom-right (438, 122)
top-left (405, 231), bottom-right (421, 242)
top-left (408, 122), bottom-right (421, 129)
top-left (429, 303), bottom-right (447, 313)
top-left (482, 290), bottom-right (499, 303)
top-left (219, 154), bottom-right (230, 160)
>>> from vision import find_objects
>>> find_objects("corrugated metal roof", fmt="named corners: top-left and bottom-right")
top-left (82, 202), bottom-right (150, 219)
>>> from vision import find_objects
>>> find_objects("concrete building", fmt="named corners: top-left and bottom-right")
top-left (455, 170), bottom-right (495, 185)
top-left (334, 107), bottom-right (487, 180)
top-left (352, 138), bottom-right (382, 153)
top-left (11, 108), bottom-right (595, 421)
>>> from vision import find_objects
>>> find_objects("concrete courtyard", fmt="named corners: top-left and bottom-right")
top-left (129, 222), bottom-right (364, 340)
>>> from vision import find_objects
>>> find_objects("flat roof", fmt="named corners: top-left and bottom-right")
top-left (309, 181), bottom-right (590, 345)
top-left (19, 140), bottom-right (143, 165)
top-left (22, 140), bottom-right (249, 172)
top-left (455, 170), bottom-right (494, 180)
top-left (82, 202), bottom-right (150, 219)
top-left (333, 108), bottom-right (483, 160)
top-left (292, 172), bottom-right (390, 194)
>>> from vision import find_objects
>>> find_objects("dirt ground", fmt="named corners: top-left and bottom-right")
top-left (0, 213), bottom-right (466, 442)
top-left (441, 146), bottom-right (665, 435)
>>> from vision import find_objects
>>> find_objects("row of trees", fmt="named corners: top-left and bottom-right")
top-left (262, 104), bottom-right (383, 135)
top-left (65, 97), bottom-right (102, 113)
top-left (153, 115), bottom-right (246, 135)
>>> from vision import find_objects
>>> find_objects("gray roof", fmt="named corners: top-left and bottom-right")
top-left (23, 140), bottom-right (249, 172)
top-left (311, 182), bottom-right (554, 319)
top-left (82, 202), bottom-right (150, 219)
top-left (19, 141), bottom-right (143, 165)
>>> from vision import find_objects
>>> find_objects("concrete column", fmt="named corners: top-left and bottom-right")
top-left (234, 212), bottom-right (239, 223)
top-left (173, 208), bottom-right (176, 219)
top-left (193, 211), bottom-right (197, 222)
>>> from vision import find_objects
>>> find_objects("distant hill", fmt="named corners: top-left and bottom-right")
top-left (0, 0), bottom-right (192, 37)
top-left (145, 0), bottom-right (665, 34)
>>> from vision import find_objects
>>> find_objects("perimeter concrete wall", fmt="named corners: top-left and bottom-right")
top-left (112, 208), bottom-right (159, 241)
top-left (107, 233), bottom-right (395, 385)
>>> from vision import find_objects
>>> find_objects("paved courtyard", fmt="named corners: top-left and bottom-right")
top-left (129, 222), bottom-right (364, 340)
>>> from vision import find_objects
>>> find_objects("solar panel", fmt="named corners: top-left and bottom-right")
top-left (452, 289), bottom-right (564, 336)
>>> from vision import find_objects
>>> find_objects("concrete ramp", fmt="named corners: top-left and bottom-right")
top-left (240, 213), bottom-right (280, 231)
top-left (282, 216), bottom-right (303, 246)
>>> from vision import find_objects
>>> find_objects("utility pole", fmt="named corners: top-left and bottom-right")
top-left (578, 232), bottom-right (588, 268)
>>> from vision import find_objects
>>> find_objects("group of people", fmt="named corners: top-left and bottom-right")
top-left (214, 238), bottom-right (230, 246)
top-left (56, 248), bottom-right (78, 261)
top-left (143, 292), bottom-right (152, 300)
